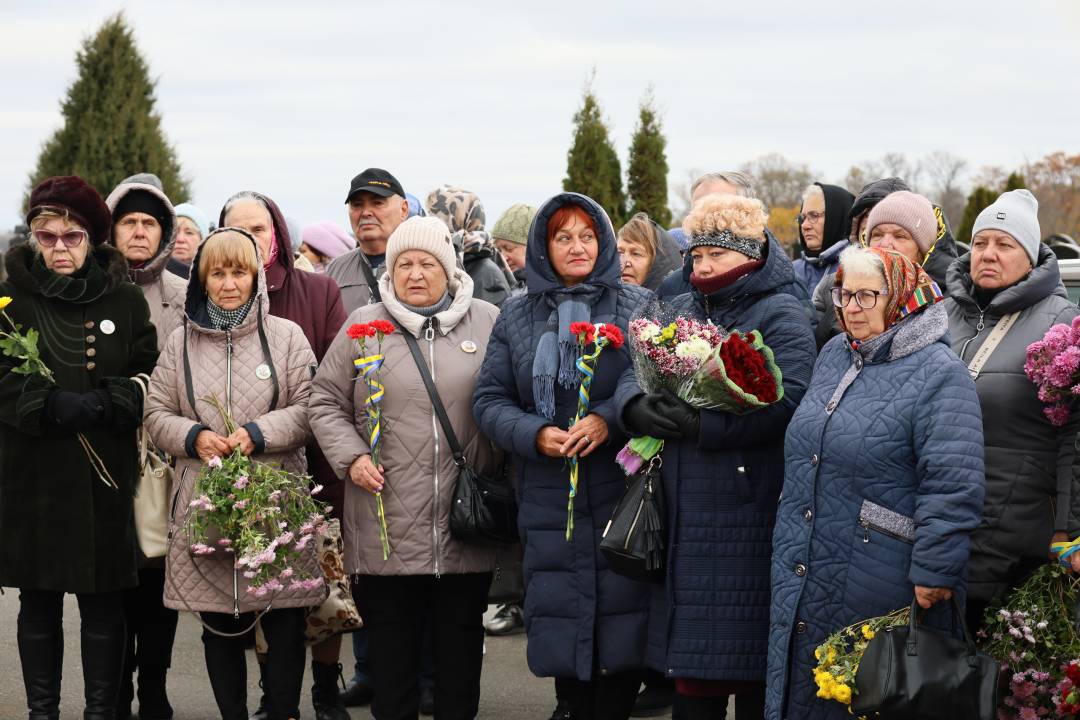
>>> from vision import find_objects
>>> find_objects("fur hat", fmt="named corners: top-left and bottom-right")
top-left (26, 176), bottom-right (112, 245)
top-left (385, 216), bottom-right (459, 291)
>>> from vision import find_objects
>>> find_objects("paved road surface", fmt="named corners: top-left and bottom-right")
top-left (0, 593), bottom-right (683, 718)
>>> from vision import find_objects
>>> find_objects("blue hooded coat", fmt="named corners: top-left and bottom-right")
top-left (765, 303), bottom-right (985, 720)
top-left (614, 235), bottom-right (817, 682)
top-left (473, 193), bottom-right (653, 680)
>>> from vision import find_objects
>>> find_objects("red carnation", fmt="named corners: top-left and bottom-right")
top-left (370, 319), bottom-right (396, 336)
top-left (569, 322), bottom-right (596, 345)
top-left (347, 323), bottom-right (375, 340)
top-left (719, 332), bottom-right (778, 403)
top-left (598, 324), bottom-right (624, 350)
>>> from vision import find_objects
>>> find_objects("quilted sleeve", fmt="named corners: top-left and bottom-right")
top-left (245, 324), bottom-right (316, 455)
top-left (473, 307), bottom-right (548, 462)
top-left (697, 299), bottom-right (817, 449)
top-left (909, 355), bottom-right (985, 589)
top-left (309, 320), bottom-right (369, 479)
top-left (145, 326), bottom-right (205, 459)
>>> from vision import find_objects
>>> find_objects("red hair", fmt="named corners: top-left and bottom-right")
top-left (546, 204), bottom-right (596, 245)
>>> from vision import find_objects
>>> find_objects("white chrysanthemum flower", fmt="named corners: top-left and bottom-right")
top-left (636, 322), bottom-right (662, 342)
top-left (674, 337), bottom-right (712, 363)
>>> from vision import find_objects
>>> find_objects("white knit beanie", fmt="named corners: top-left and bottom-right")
top-left (385, 216), bottom-right (459, 286)
top-left (972, 189), bottom-right (1041, 265)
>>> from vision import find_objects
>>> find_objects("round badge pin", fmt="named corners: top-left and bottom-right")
top-left (461, 340), bottom-right (477, 354)
top-left (100, 319), bottom-right (116, 335)
top-left (255, 364), bottom-right (272, 380)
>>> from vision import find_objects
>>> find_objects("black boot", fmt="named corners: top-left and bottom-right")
top-left (311, 661), bottom-right (350, 720)
top-left (17, 620), bottom-right (63, 720)
top-left (135, 664), bottom-right (174, 720)
top-left (81, 619), bottom-right (126, 720)
top-left (116, 630), bottom-right (135, 720)
top-left (249, 661), bottom-right (269, 720)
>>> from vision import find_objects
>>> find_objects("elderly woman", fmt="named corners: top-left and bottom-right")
top-left (615, 194), bottom-right (817, 719)
top-left (144, 228), bottom-right (323, 720)
top-left (616, 211), bottom-right (682, 291)
top-left (170, 202), bottom-right (211, 278)
top-left (944, 189), bottom-right (1080, 629)
top-left (0, 176), bottom-right (158, 719)
top-left (766, 246), bottom-right (985, 720)
top-left (474, 193), bottom-right (652, 720)
top-left (309, 216), bottom-right (499, 719)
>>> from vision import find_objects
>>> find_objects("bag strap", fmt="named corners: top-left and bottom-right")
top-left (907, 595), bottom-right (977, 657)
top-left (966, 311), bottom-right (1020, 380)
top-left (360, 257), bottom-right (382, 304)
top-left (396, 322), bottom-right (467, 467)
top-left (130, 373), bottom-right (153, 463)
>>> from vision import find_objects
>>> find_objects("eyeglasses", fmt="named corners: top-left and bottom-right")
top-left (831, 287), bottom-right (888, 310)
top-left (797, 211), bottom-right (825, 225)
top-left (33, 229), bottom-right (88, 249)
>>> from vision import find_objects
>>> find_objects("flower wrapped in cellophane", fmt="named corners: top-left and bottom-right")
top-left (616, 300), bottom-right (784, 475)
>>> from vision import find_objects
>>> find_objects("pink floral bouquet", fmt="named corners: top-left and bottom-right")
top-left (1024, 316), bottom-right (1080, 425)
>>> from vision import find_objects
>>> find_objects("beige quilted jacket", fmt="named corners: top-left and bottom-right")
top-left (310, 269), bottom-right (500, 576)
top-left (145, 244), bottom-right (325, 614)
top-left (140, 269), bottom-right (186, 352)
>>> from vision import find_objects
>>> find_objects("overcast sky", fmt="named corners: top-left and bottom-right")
top-left (2, 0), bottom-right (1078, 233)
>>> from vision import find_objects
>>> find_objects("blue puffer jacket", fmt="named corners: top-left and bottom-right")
top-left (473, 193), bottom-right (653, 681)
top-left (765, 303), bottom-right (985, 720)
top-left (791, 239), bottom-right (847, 300)
top-left (615, 236), bottom-right (817, 682)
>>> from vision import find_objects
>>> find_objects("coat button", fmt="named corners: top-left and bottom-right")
top-left (795, 621), bottom-right (808, 634)
top-left (794, 563), bottom-right (807, 577)
top-left (810, 454), bottom-right (819, 466)
top-left (86, 335), bottom-right (96, 344)
top-left (84, 321), bottom-right (95, 329)
top-left (803, 508), bottom-right (813, 522)
top-left (86, 348), bottom-right (97, 358)
top-left (86, 362), bottom-right (97, 371)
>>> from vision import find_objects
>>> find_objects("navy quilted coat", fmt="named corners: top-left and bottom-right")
top-left (765, 303), bottom-right (985, 720)
top-left (473, 193), bottom-right (653, 681)
top-left (614, 236), bottom-right (817, 682)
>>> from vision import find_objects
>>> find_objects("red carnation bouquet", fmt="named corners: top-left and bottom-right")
top-left (617, 300), bottom-right (784, 475)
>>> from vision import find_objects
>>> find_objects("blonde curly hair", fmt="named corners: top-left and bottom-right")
top-left (682, 193), bottom-right (769, 242)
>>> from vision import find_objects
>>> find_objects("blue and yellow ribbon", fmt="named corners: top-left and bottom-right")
top-left (566, 331), bottom-right (610, 542)
top-left (1053, 537), bottom-right (1080, 567)
top-left (354, 349), bottom-right (391, 560)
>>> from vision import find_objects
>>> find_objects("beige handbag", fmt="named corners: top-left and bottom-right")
top-left (131, 374), bottom-right (174, 559)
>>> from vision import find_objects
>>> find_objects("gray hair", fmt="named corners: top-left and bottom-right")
top-left (839, 246), bottom-right (886, 284)
top-left (222, 191), bottom-right (269, 219)
top-left (691, 171), bottom-right (755, 199)
top-left (801, 183), bottom-right (824, 206)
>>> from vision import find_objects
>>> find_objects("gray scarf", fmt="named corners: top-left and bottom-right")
top-left (206, 295), bottom-right (255, 331)
top-left (532, 285), bottom-right (604, 420)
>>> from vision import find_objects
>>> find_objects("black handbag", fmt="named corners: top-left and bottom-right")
top-left (398, 327), bottom-right (518, 545)
top-left (852, 596), bottom-right (999, 720)
top-left (599, 455), bottom-right (665, 582)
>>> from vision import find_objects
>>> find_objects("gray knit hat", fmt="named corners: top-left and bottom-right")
top-left (864, 191), bottom-right (937, 254)
top-left (972, 189), bottom-right (1041, 265)
top-left (491, 203), bottom-right (537, 246)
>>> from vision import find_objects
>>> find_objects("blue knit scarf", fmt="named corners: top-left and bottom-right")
top-left (531, 284), bottom-right (604, 420)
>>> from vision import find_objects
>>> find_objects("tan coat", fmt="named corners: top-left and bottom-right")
top-left (145, 243), bottom-right (325, 614)
top-left (309, 269), bottom-right (500, 576)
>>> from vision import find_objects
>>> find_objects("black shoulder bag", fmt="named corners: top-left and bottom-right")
top-left (852, 596), bottom-right (999, 720)
top-left (599, 455), bottom-right (666, 582)
top-left (398, 327), bottom-right (518, 544)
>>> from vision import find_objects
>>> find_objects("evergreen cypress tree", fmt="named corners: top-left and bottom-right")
top-left (1003, 172), bottom-right (1027, 192)
top-left (626, 89), bottom-right (672, 227)
top-left (563, 83), bottom-right (626, 227)
top-left (26, 13), bottom-right (189, 206)
top-left (957, 186), bottom-right (998, 244)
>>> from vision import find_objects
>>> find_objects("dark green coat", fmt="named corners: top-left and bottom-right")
top-left (0, 243), bottom-right (158, 593)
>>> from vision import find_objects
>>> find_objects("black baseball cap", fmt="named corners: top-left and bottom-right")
top-left (345, 168), bottom-right (405, 203)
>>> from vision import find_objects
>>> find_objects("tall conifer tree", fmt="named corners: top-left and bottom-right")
top-left (563, 81), bottom-right (626, 226)
top-left (626, 89), bottom-right (671, 227)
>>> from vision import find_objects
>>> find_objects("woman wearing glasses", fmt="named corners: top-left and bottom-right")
top-left (766, 246), bottom-right (985, 720)
top-left (0, 176), bottom-right (159, 718)
top-left (791, 183), bottom-right (855, 297)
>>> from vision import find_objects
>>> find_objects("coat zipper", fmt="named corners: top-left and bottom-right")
top-left (426, 321), bottom-right (441, 578)
top-left (859, 518), bottom-right (915, 545)
top-left (958, 310), bottom-right (985, 363)
top-left (225, 330), bottom-right (234, 414)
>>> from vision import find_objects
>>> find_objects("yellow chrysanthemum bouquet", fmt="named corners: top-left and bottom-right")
top-left (813, 607), bottom-right (911, 710)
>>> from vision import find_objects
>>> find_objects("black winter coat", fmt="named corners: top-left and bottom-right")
top-left (0, 243), bottom-right (158, 593)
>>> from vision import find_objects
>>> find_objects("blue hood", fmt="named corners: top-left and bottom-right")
top-left (525, 192), bottom-right (620, 294)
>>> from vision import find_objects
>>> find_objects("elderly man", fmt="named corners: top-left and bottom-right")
top-left (791, 182), bottom-right (855, 295)
top-left (326, 168), bottom-right (410, 313)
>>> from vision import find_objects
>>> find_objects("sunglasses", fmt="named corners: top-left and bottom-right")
top-left (33, 229), bottom-right (88, 249)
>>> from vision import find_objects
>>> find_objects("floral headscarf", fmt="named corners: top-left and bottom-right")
top-left (833, 247), bottom-right (943, 335)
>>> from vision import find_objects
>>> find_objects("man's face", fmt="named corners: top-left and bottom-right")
top-left (800, 192), bottom-right (826, 251)
top-left (347, 191), bottom-right (408, 255)
top-left (114, 212), bottom-right (162, 262)
top-left (691, 179), bottom-right (739, 205)
top-left (224, 200), bottom-right (274, 263)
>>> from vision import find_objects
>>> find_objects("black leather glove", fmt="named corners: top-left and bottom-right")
top-left (45, 389), bottom-right (110, 431)
top-left (622, 393), bottom-right (683, 439)
top-left (655, 388), bottom-right (701, 440)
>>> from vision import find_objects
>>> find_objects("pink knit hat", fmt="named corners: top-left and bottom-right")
top-left (864, 191), bottom-right (938, 254)
top-left (300, 221), bottom-right (355, 259)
